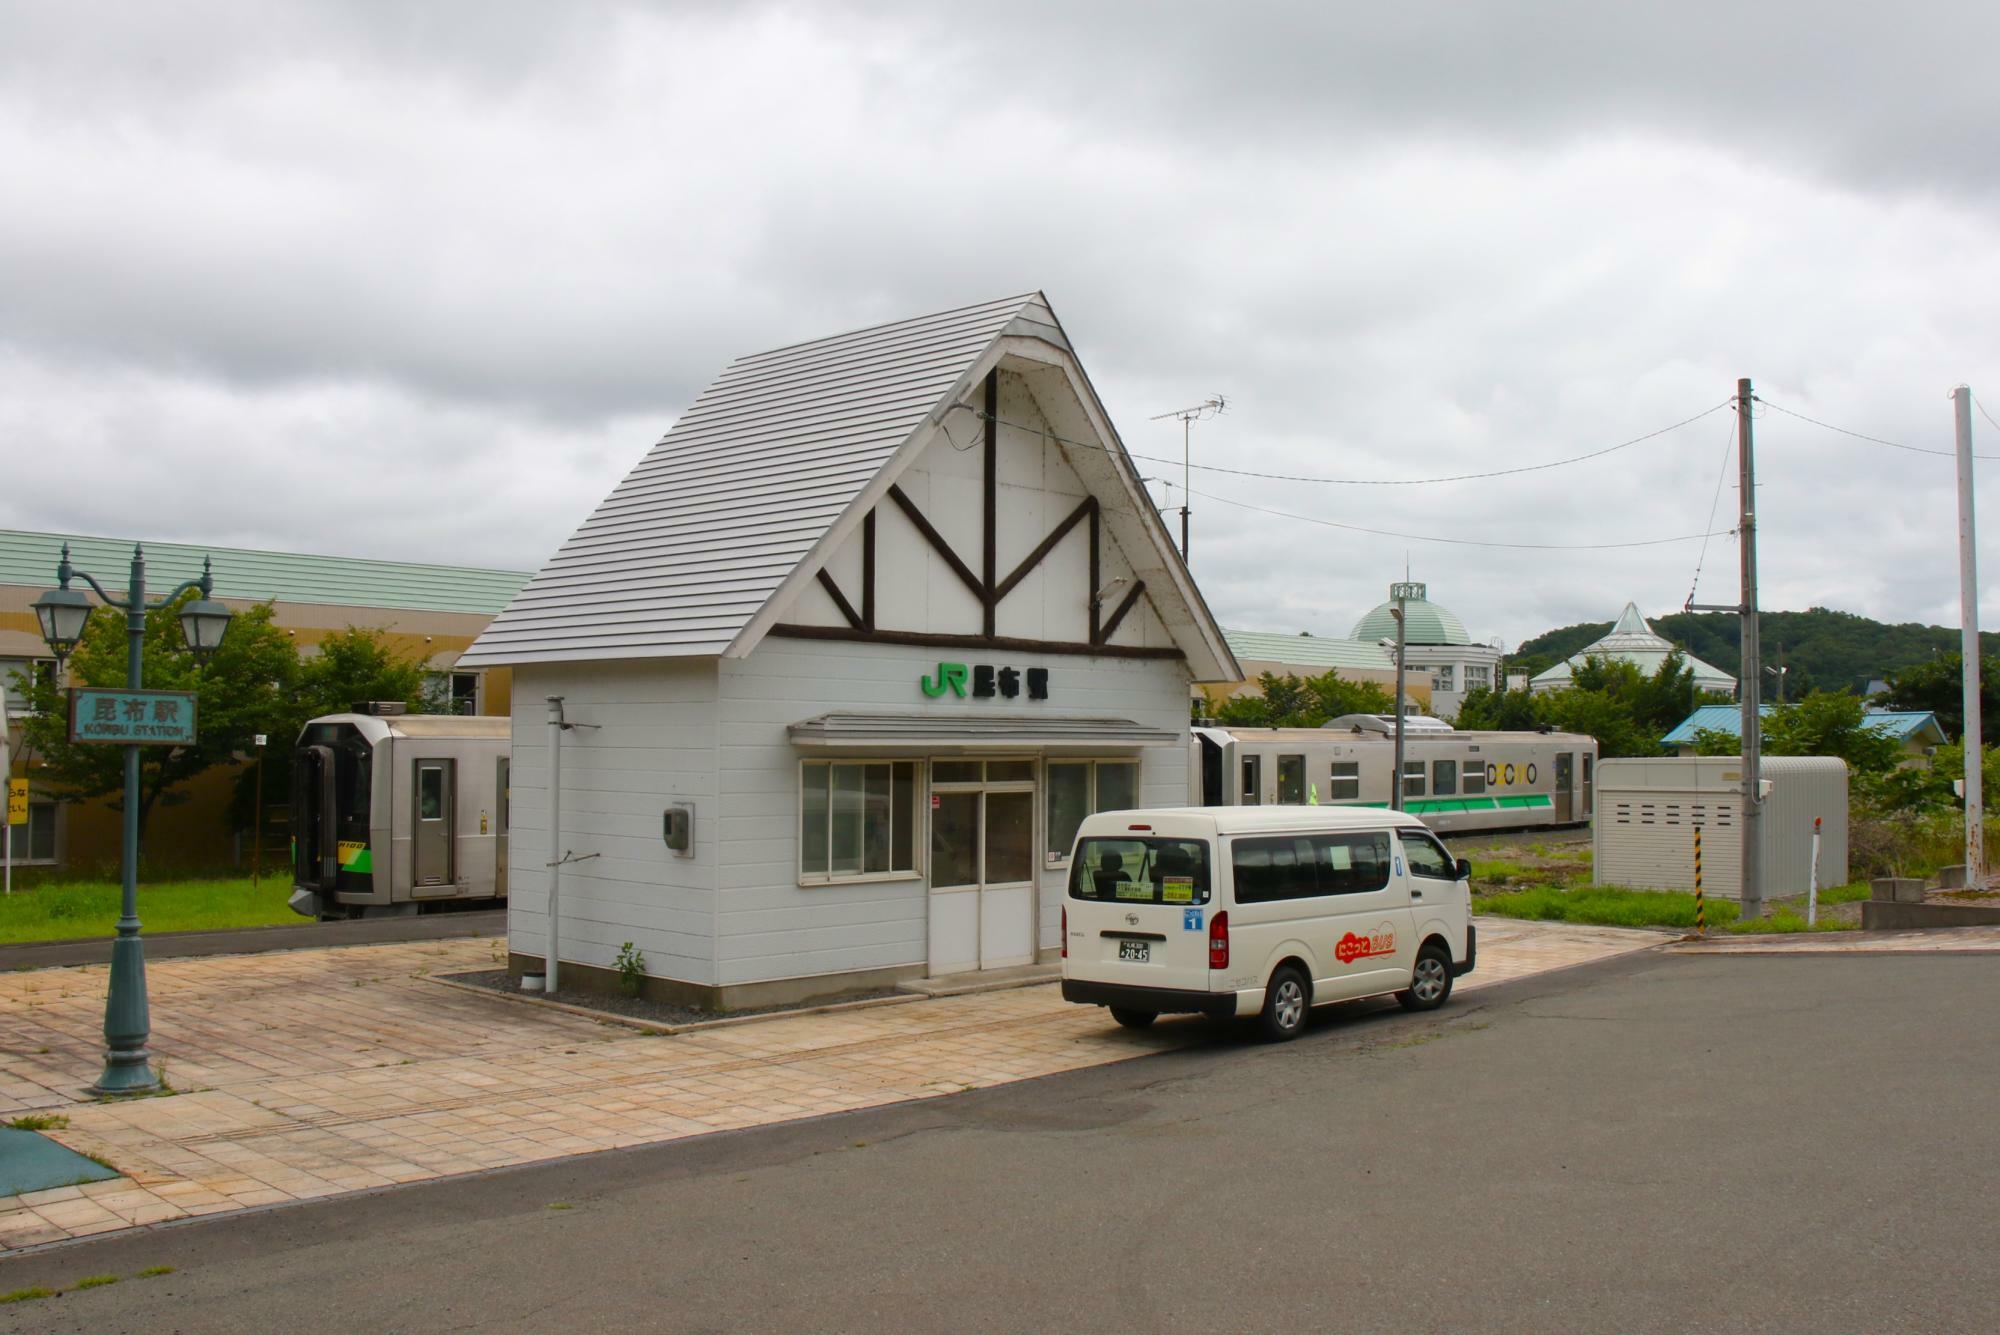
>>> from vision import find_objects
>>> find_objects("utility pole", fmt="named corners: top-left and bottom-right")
top-left (1687, 379), bottom-right (1762, 918)
top-left (1149, 396), bottom-right (1226, 562)
top-left (1387, 582), bottom-right (1424, 813)
top-left (1954, 386), bottom-right (1985, 885)
top-left (1737, 378), bottom-right (1763, 920)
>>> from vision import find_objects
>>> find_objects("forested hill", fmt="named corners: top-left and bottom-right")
top-left (1511, 607), bottom-right (2000, 697)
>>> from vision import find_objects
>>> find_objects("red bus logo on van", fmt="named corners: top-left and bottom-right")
top-left (1335, 924), bottom-right (1397, 964)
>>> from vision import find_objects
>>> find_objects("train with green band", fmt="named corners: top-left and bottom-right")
top-left (1190, 716), bottom-right (1596, 833)
top-left (289, 704), bottom-right (511, 919)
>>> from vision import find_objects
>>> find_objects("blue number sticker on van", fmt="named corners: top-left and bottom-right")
top-left (1183, 908), bottom-right (1204, 932)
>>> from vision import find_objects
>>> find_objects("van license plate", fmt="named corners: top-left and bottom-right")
top-left (1118, 941), bottom-right (1150, 962)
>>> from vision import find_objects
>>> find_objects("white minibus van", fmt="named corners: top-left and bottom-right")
top-left (1059, 806), bottom-right (1475, 1041)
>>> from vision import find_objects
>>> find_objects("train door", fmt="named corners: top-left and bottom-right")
top-left (1554, 752), bottom-right (1574, 822)
top-left (1277, 753), bottom-right (1306, 804)
top-left (414, 759), bottom-right (456, 887)
top-left (1242, 753), bottom-right (1263, 805)
top-left (495, 757), bottom-right (510, 896)
top-left (292, 745), bottom-right (337, 886)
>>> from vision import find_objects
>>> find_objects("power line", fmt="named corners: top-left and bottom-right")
top-left (1757, 395), bottom-right (2000, 460)
top-left (964, 399), bottom-right (1735, 487)
top-left (1122, 400), bottom-right (1734, 485)
top-left (1186, 485), bottom-right (1733, 552)
top-left (1977, 393), bottom-right (2000, 437)
top-left (1684, 416), bottom-right (1739, 610)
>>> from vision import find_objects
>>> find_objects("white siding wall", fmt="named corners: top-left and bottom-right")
top-left (719, 638), bottom-right (1193, 984)
top-left (508, 659), bottom-right (719, 984)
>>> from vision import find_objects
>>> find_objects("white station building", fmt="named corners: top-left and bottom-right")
top-left (461, 294), bottom-right (1240, 1008)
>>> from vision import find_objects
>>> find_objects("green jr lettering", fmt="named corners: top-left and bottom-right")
top-left (921, 662), bottom-right (969, 698)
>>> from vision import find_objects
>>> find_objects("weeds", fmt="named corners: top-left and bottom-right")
top-left (6, 1113), bottom-right (70, 1131)
top-left (615, 941), bottom-right (646, 997)
top-left (137, 1266), bottom-right (175, 1278)
top-left (0, 1288), bottom-right (55, 1304)
top-left (74, 1275), bottom-right (119, 1290)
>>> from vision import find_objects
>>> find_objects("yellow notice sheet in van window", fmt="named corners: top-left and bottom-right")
top-left (1161, 877), bottom-right (1194, 904)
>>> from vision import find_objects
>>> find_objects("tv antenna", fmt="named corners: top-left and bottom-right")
top-left (1150, 395), bottom-right (1227, 561)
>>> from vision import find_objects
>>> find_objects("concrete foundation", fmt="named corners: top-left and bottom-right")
top-left (1860, 900), bottom-right (2000, 930)
top-left (507, 953), bottom-right (925, 1012)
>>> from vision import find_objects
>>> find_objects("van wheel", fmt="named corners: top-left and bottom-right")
top-left (1398, 944), bottom-right (1454, 1011)
top-left (1109, 1007), bottom-right (1157, 1030)
top-left (1258, 966), bottom-right (1310, 1042)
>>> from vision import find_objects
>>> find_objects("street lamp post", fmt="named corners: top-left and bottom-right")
top-left (33, 543), bottom-right (231, 1094)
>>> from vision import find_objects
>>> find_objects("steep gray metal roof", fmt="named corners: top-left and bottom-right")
top-left (461, 294), bottom-right (1059, 666)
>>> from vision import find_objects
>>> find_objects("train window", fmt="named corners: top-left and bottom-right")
top-left (1463, 763), bottom-right (1487, 795)
top-left (1432, 759), bottom-right (1457, 796)
top-left (1241, 754), bottom-right (1262, 805)
top-left (1277, 755), bottom-right (1306, 804)
top-left (1402, 761), bottom-right (1426, 799)
top-left (418, 766), bottom-right (444, 821)
top-left (1328, 761), bottom-right (1360, 801)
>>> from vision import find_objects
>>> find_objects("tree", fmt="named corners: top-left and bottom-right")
top-left (19, 594), bottom-right (296, 842)
top-left (229, 627), bottom-right (433, 826)
top-left (1872, 653), bottom-right (2000, 745)
top-left (1454, 685), bottom-right (1547, 732)
top-left (1212, 671), bottom-right (1393, 729)
top-left (1761, 690), bottom-right (1902, 776)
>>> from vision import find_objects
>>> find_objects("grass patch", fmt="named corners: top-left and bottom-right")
top-left (1728, 910), bottom-right (1859, 934)
top-left (1480, 883), bottom-right (1741, 930)
top-left (73, 1275), bottom-right (119, 1290)
top-left (6, 1113), bottom-right (71, 1131)
top-left (0, 877), bottom-right (295, 945)
top-left (1817, 881), bottom-right (1872, 905)
top-left (137, 1266), bottom-right (175, 1278)
top-left (0, 1288), bottom-right (55, 1304)
top-left (1469, 858), bottom-right (1535, 883)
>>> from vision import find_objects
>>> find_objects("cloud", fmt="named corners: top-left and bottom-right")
top-left (2, 0), bottom-right (1997, 649)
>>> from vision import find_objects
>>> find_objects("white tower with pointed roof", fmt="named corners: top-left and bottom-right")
top-left (1529, 602), bottom-right (1736, 697)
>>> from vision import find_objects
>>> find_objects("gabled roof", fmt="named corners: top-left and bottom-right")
top-left (462, 293), bottom-right (1236, 678)
top-left (1661, 704), bottom-right (1946, 747)
top-left (0, 529), bottom-right (528, 615)
top-left (1225, 629), bottom-right (1394, 672)
top-left (1531, 601), bottom-right (1736, 691)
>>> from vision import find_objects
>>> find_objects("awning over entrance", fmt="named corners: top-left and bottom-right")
top-left (787, 711), bottom-right (1181, 751)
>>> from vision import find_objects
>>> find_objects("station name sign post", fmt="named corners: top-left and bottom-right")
top-left (68, 688), bottom-right (200, 746)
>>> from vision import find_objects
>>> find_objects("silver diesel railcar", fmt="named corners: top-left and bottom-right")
top-left (290, 704), bottom-right (510, 919)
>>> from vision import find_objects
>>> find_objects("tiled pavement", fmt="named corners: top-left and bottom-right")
top-left (0, 919), bottom-right (1662, 1252)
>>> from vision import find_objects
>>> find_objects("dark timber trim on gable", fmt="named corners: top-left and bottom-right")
top-left (791, 368), bottom-right (1173, 659)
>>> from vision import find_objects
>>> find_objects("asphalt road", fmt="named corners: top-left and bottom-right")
top-left (0, 909), bottom-right (507, 971)
top-left (4, 948), bottom-right (1996, 1333)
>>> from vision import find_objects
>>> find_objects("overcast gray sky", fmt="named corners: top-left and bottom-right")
top-left (4, 0), bottom-right (1998, 649)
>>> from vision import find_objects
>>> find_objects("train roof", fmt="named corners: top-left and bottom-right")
top-left (1080, 806), bottom-right (1433, 835)
top-left (306, 712), bottom-right (511, 742)
top-left (1196, 724), bottom-right (1596, 746)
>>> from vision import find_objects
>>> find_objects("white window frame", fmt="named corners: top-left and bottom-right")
top-left (1044, 757), bottom-right (1142, 866)
top-left (5, 797), bottom-right (61, 865)
top-left (1434, 664), bottom-right (1455, 692)
top-left (797, 758), bottom-right (925, 887)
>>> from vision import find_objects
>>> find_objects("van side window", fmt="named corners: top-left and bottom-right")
top-left (1398, 830), bottom-right (1456, 880)
top-left (1232, 832), bottom-right (1392, 902)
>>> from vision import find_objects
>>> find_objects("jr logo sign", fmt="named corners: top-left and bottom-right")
top-left (920, 662), bottom-right (1050, 701)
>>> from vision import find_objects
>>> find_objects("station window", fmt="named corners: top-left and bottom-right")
top-left (1433, 759), bottom-right (1458, 796)
top-left (6, 799), bottom-right (58, 863)
top-left (1402, 760), bottom-right (1426, 799)
top-left (1045, 759), bottom-right (1140, 862)
top-left (0, 658), bottom-right (56, 715)
top-left (800, 761), bottom-right (918, 881)
top-left (1328, 761), bottom-right (1360, 801)
top-left (424, 671), bottom-right (481, 716)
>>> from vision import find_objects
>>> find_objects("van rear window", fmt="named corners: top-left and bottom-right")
top-left (1068, 838), bottom-right (1212, 905)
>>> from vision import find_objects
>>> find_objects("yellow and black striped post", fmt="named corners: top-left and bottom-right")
top-left (1693, 826), bottom-right (1705, 936)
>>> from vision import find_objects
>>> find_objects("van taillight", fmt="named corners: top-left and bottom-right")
top-left (1061, 906), bottom-right (1067, 959)
top-left (1208, 911), bottom-right (1229, 970)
